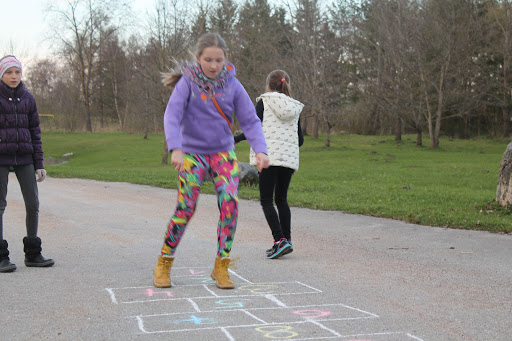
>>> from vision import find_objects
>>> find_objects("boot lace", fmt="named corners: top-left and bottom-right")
top-left (218, 256), bottom-right (240, 280)
top-left (159, 258), bottom-right (173, 275)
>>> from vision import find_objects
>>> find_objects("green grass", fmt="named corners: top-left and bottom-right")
top-left (43, 131), bottom-right (512, 233)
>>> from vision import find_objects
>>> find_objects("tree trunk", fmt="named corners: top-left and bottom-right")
top-left (416, 128), bottom-right (422, 146)
top-left (80, 65), bottom-right (93, 132)
top-left (433, 107), bottom-right (442, 149)
top-left (144, 112), bottom-right (149, 140)
top-left (431, 65), bottom-right (446, 149)
top-left (302, 116), bottom-right (308, 136)
top-left (325, 125), bottom-right (331, 147)
top-left (99, 85), bottom-right (104, 128)
top-left (113, 75), bottom-right (122, 128)
top-left (394, 116), bottom-right (402, 141)
top-left (428, 113), bottom-right (435, 149)
top-left (463, 116), bottom-right (470, 139)
top-left (367, 104), bottom-right (379, 135)
top-left (503, 106), bottom-right (510, 138)
top-left (85, 101), bottom-right (93, 132)
top-left (313, 116), bottom-right (319, 139)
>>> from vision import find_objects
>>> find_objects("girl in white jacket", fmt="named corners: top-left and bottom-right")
top-left (235, 70), bottom-right (304, 259)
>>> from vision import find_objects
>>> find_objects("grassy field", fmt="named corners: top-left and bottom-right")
top-left (42, 131), bottom-right (512, 233)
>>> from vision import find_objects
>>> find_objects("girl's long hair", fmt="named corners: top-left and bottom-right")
top-left (266, 70), bottom-right (291, 97)
top-left (162, 33), bottom-right (228, 88)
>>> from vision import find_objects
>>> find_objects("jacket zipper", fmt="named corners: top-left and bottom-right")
top-left (12, 89), bottom-right (18, 165)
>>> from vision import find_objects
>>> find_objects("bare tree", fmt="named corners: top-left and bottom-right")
top-left (484, 0), bottom-right (512, 138)
top-left (47, 0), bottom-right (129, 132)
top-left (352, 0), bottom-right (481, 148)
top-left (288, 0), bottom-right (326, 140)
top-left (140, 0), bottom-right (191, 163)
top-left (363, 0), bottom-right (427, 143)
top-left (17, 0), bottom-right (508, 141)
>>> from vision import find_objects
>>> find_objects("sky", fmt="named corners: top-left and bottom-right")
top-left (2, 0), bottom-right (51, 59)
top-left (1, 0), bottom-right (151, 70)
top-left (1, 0), bottom-right (288, 72)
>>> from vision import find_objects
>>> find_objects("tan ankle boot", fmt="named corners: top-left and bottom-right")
top-left (153, 255), bottom-right (174, 288)
top-left (211, 257), bottom-right (235, 289)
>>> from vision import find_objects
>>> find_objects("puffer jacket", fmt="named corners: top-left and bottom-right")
top-left (0, 80), bottom-right (43, 169)
top-left (250, 92), bottom-right (304, 171)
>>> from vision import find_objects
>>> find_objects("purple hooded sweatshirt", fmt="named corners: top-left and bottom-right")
top-left (0, 80), bottom-right (43, 170)
top-left (164, 63), bottom-right (267, 155)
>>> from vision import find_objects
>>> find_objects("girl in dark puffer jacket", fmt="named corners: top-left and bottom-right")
top-left (0, 56), bottom-right (54, 272)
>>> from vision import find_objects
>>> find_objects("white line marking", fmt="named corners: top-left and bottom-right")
top-left (131, 303), bottom-right (379, 318)
top-left (228, 270), bottom-right (253, 284)
top-left (105, 288), bottom-right (117, 304)
top-left (203, 284), bottom-right (220, 297)
top-left (133, 319), bottom-right (387, 334)
top-left (295, 281), bottom-right (323, 293)
top-left (220, 327), bottom-right (235, 341)
top-left (110, 281), bottom-right (318, 291)
top-left (407, 333), bottom-right (425, 341)
top-left (240, 309), bottom-right (268, 324)
top-left (106, 285), bottom-right (153, 290)
top-left (114, 280), bottom-right (421, 339)
top-left (264, 294), bottom-right (288, 307)
top-left (135, 316), bottom-right (146, 333)
top-left (337, 303), bottom-right (379, 318)
top-left (121, 290), bottom-right (322, 304)
top-left (281, 331), bottom-right (408, 341)
top-left (187, 298), bottom-right (201, 312)
top-left (307, 319), bottom-right (342, 337)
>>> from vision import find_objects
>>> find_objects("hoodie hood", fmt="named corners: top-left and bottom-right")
top-left (257, 92), bottom-right (304, 121)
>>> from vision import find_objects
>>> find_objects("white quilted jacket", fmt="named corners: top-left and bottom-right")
top-left (250, 92), bottom-right (304, 171)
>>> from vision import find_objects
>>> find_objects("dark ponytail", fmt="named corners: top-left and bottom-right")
top-left (266, 70), bottom-right (291, 97)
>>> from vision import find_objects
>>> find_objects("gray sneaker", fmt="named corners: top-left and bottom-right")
top-left (266, 238), bottom-right (292, 259)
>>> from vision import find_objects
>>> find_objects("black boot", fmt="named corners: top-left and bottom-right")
top-left (0, 239), bottom-right (17, 272)
top-left (23, 237), bottom-right (54, 267)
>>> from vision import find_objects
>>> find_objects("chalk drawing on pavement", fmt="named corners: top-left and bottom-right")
top-left (106, 266), bottom-right (424, 341)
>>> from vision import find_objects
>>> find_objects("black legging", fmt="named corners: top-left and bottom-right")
top-left (0, 164), bottom-right (39, 240)
top-left (259, 166), bottom-right (295, 243)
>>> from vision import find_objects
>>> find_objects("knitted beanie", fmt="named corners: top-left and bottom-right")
top-left (0, 56), bottom-right (22, 79)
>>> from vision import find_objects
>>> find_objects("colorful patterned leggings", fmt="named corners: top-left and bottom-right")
top-left (161, 150), bottom-right (239, 258)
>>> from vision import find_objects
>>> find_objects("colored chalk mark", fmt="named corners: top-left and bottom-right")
top-left (292, 309), bottom-right (332, 318)
top-left (227, 321), bottom-right (341, 340)
top-left (242, 303), bottom-right (377, 325)
top-left (214, 298), bottom-right (251, 309)
top-left (107, 281), bottom-right (321, 304)
top-left (195, 295), bottom-right (283, 312)
top-left (138, 310), bottom-right (262, 333)
top-left (107, 268), bottom-right (425, 340)
top-left (172, 314), bottom-right (217, 325)
top-left (144, 289), bottom-right (173, 297)
top-left (189, 269), bottom-right (206, 275)
top-left (255, 325), bottom-right (298, 339)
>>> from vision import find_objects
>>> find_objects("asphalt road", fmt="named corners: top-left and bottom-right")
top-left (0, 176), bottom-right (511, 341)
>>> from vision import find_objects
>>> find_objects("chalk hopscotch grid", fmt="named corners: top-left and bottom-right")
top-left (106, 266), bottom-right (251, 304)
top-left (106, 267), bottom-right (323, 304)
top-left (107, 283), bottom-right (322, 304)
top-left (106, 267), bottom-right (425, 341)
top-left (134, 312), bottom-right (422, 341)
top-left (132, 302), bottom-right (378, 319)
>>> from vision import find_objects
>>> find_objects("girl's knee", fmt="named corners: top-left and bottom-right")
top-left (25, 199), bottom-right (39, 212)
